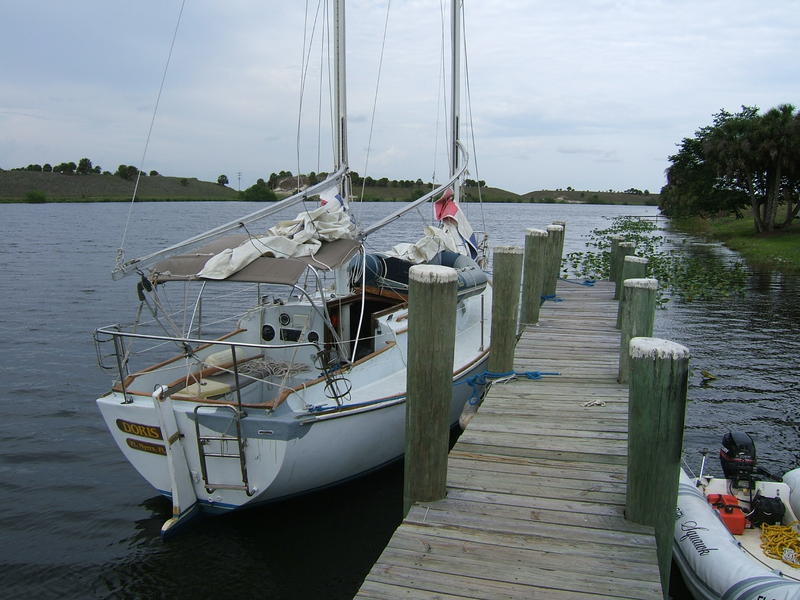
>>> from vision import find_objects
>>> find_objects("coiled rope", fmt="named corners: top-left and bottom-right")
top-left (761, 522), bottom-right (800, 568)
top-left (559, 278), bottom-right (596, 287)
top-left (461, 369), bottom-right (560, 406)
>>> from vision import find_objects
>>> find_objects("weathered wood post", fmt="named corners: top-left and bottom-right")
top-left (521, 228), bottom-right (548, 325)
top-left (608, 235), bottom-right (624, 282)
top-left (488, 246), bottom-right (523, 373)
top-left (617, 278), bottom-right (658, 383)
top-left (613, 242), bottom-right (635, 299)
top-left (404, 265), bottom-right (458, 516)
top-left (542, 224), bottom-right (564, 297)
top-left (626, 337), bottom-right (690, 599)
top-left (615, 255), bottom-right (649, 329)
top-left (551, 220), bottom-right (566, 279)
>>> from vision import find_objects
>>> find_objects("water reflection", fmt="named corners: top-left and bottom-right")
top-left (654, 236), bottom-right (800, 475)
top-left (95, 462), bottom-right (404, 599)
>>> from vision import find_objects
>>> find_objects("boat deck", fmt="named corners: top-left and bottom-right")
top-left (356, 280), bottom-right (662, 599)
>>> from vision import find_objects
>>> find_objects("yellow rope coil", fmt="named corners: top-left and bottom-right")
top-left (761, 521), bottom-right (800, 568)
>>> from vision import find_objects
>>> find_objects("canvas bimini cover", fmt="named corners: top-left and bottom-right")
top-left (150, 201), bottom-right (360, 285)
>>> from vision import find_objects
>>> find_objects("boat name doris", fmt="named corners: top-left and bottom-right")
top-left (116, 419), bottom-right (163, 440)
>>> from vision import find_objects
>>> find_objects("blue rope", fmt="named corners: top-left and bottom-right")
top-left (461, 369), bottom-right (560, 406)
top-left (541, 294), bottom-right (564, 302)
top-left (559, 277), bottom-right (596, 287)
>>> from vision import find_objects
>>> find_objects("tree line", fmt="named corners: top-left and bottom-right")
top-left (236, 170), bottom-right (489, 202)
top-left (660, 104), bottom-right (800, 232)
top-left (12, 158), bottom-right (163, 180)
top-left (259, 169), bottom-right (486, 191)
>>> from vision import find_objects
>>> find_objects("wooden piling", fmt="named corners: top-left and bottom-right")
top-left (404, 264), bottom-right (458, 516)
top-left (618, 278), bottom-right (658, 383)
top-left (542, 224), bottom-right (564, 297)
top-left (626, 337), bottom-right (690, 598)
top-left (616, 256), bottom-right (649, 329)
top-left (488, 245), bottom-right (523, 373)
top-left (613, 242), bottom-right (636, 299)
top-left (608, 235), bottom-right (624, 282)
top-left (521, 228), bottom-right (548, 325)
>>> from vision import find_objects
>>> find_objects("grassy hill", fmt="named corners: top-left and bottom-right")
top-left (350, 184), bottom-right (522, 203)
top-left (523, 189), bottom-right (659, 206)
top-left (1, 170), bottom-right (660, 206)
top-left (0, 170), bottom-right (239, 202)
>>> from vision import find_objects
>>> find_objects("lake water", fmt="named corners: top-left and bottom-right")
top-left (1, 201), bottom-right (797, 599)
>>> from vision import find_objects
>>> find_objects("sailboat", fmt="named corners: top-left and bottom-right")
top-left (94, 0), bottom-right (492, 535)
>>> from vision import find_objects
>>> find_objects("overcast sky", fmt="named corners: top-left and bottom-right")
top-left (2, 1), bottom-right (798, 195)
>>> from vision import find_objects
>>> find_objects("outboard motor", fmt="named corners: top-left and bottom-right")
top-left (720, 431), bottom-right (756, 487)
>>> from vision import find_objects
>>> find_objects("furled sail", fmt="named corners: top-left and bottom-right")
top-left (197, 191), bottom-right (356, 280)
top-left (383, 188), bottom-right (478, 264)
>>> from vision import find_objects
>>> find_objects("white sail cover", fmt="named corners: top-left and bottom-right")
top-left (197, 193), bottom-right (355, 280)
top-left (384, 188), bottom-right (478, 264)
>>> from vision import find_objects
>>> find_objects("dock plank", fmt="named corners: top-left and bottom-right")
top-left (356, 280), bottom-right (662, 599)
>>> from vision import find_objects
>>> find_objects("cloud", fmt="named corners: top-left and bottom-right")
top-left (1, 1), bottom-right (799, 194)
top-left (557, 146), bottom-right (620, 163)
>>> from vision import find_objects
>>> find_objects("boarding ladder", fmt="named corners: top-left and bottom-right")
top-left (194, 405), bottom-right (253, 496)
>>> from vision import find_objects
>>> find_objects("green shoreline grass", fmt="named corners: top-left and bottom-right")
top-left (670, 215), bottom-right (800, 273)
top-left (0, 171), bottom-right (659, 205)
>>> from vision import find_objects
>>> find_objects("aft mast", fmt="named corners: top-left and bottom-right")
top-left (450, 0), bottom-right (462, 205)
top-left (334, 0), bottom-right (350, 202)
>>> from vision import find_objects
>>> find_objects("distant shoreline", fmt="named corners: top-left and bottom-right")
top-left (0, 170), bottom-right (659, 206)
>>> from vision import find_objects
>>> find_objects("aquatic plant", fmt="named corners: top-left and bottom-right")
top-left (564, 216), bottom-right (748, 305)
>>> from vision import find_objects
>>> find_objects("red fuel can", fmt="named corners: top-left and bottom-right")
top-left (707, 493), bottom-right (746, 535)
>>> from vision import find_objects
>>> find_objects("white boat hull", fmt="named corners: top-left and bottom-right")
top-left (96, 281), bottom-right (490, 519)
top-left (98, 355), bottom-right (485, 512)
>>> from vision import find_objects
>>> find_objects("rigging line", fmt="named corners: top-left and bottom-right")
top-left (460, 1), bottom-right (486, 232)
top-left (297, 0), bottom-right (325, 190)
top-left (186, 280), bottom-right (207, 337)
top-left (349, 249), bottom-right (368, 364)
top-left (356, 0), bottom-right (392, 213)
top-left (117, 0), bottom-right (187, 267)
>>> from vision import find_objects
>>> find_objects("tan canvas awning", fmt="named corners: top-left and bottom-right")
top-left (151, 236), bottom-right (361, 285)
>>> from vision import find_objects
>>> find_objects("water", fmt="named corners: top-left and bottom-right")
top-left (0, 201), bottom-right (797, 599)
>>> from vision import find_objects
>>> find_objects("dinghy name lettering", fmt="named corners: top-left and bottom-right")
top-left (679, 521), bottom-right (718, 556)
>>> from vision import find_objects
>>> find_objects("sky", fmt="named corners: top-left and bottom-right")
top-left (2, 1), bottom-right (799, 195)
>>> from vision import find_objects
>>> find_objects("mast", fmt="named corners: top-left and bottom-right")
top-left (333, 0), bottom-right (350, 201)
top-left (450, 0), bottom-right (462, 205)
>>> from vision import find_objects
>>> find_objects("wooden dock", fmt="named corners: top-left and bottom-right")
top-left (356, 280), bottom-right (662, 599)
